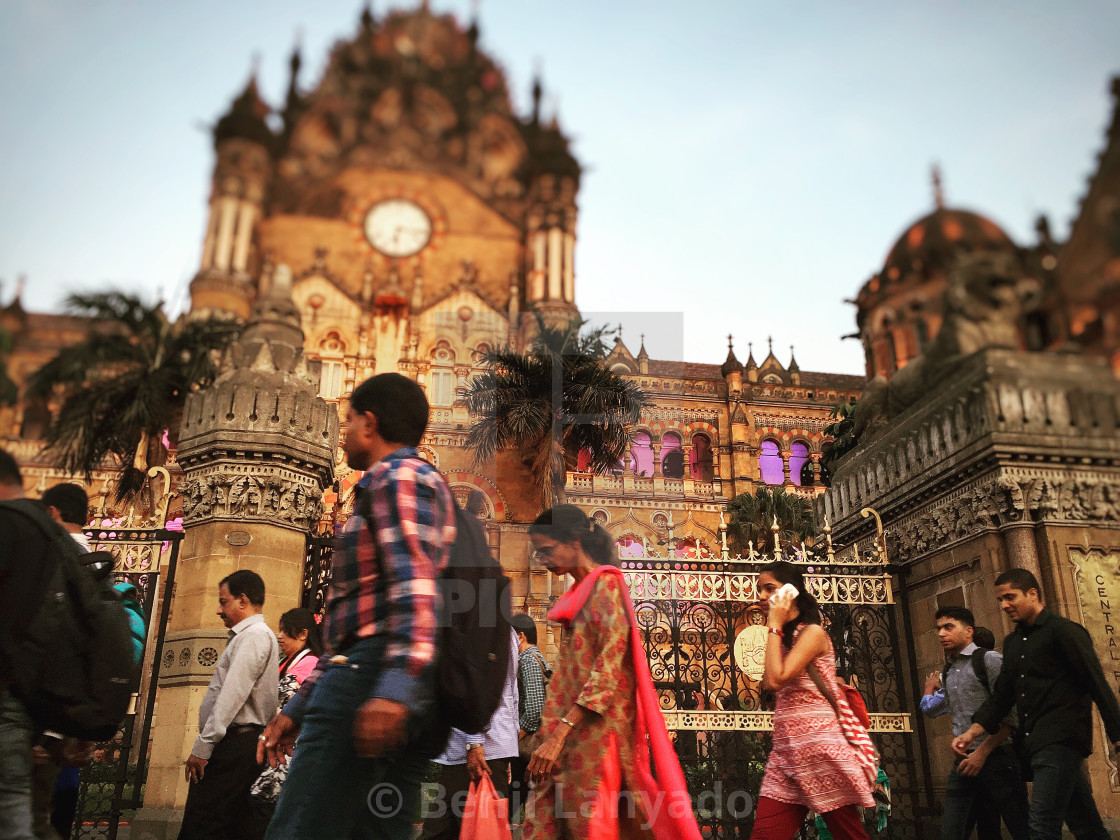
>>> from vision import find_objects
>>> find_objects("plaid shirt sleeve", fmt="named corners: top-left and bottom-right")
top-left (367, 459), bottom-right (454, 707)
top-left (518, 651), bottom-right (545, 733)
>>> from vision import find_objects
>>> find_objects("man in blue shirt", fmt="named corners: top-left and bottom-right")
top-left (921, 606), bottom-right (1028, 840)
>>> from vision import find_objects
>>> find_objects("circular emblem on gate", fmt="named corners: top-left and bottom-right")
top-left (226, 530), bottom-right (252, 546)
top-left (733, 625), bottom-right (769, 682)
top-left (197, 647), bottom-right (219, 667)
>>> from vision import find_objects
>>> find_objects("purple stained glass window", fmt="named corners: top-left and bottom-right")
top-left (789, 442), bottom-right (810, 486)
top-left (631, 433), bottom-right (654, 477)
top-left (760, 439), bottom-right (784, 485)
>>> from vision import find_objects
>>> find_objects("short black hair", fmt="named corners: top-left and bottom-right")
top-left (995, 568), bottom-right (1042, 598)
top-left (350, 373), bottom-right (429, 448)
top-left (973, 626), bottom-right (997, 649)
top-left (511, 613), bottom-right (538, 646)
top-left (41, 483), bottom-right (89, 526)
top-left (935, 606), bottom-right (975, 628)
top-left (0, 448), bottom-right (21, 487)
top-left (220, 569), bottom-right (265, 607)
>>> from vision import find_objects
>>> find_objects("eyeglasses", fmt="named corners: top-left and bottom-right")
top-left (532, 545), bottom-right (556, 563)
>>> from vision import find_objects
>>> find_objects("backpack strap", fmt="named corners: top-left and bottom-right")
top-left (940, 647), bottom-right (993, 698)
top-left (531, 649), bottom-right (551, 681)
top-left (970, 648), bottom-right (992, 695)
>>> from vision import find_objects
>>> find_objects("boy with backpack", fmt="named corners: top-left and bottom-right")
top-left (510, 613), bottom-right (551, 823)
top-left (921, 606), bottom-right (1028, 840)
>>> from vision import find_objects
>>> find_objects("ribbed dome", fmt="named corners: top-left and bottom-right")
top-left (880, 208), bottom-right (1013, 284)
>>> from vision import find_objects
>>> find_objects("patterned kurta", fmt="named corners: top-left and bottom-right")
top-left (523, 573), bottom-right (652, 840)
top-left (758, 625), bottom-right (875, 813)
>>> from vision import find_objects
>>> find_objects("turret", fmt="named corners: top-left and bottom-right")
top-left (789, 345), bottom-right (801, 385)
top-left (190, 75), bottom-right (276, 320)
top-left (523, 75), bottom-right (580, 322)
top-left (721, 335), bottom-right (742, 394)
top-left (744, 342), bottom-right (758, 383)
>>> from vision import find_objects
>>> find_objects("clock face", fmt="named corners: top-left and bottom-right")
top-left (363, 199), bottom-right (432, 258)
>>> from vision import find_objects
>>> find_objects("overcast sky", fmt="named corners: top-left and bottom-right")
top-left (1, 1), bottom-right (1117, 375)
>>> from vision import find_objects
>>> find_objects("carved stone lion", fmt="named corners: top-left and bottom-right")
top-left (852, 249), bottom-right (1041, 445)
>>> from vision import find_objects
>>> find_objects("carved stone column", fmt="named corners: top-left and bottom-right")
top-left (135, 266), bottom-right (338, 838)
top-left (1000, 522), bottom-right (1043, 585)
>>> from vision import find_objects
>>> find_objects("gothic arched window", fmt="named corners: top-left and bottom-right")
top-left (631, 432), bottom-right (654, 477)
top-left (661, 433), bottom-right (684, 479)
top-left (789, 441), bottom-right (810, 486)
top-left (759, 439), bottom-right (784, 485)
top-left (690, 434), bottom-right (714, 482)
top-left (428, 342), bottom-right (456, 407)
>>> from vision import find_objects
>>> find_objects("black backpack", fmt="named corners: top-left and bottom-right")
top-left (1, 500), bottom-right (135, 741)
top-left (941, 647), bottom-right (992, 696)
top-left (354, 475), bottom-right (512, 735)
top-left (435, 506), bottom-right (512, 733)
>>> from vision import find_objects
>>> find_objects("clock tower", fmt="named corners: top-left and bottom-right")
top-left (187, 5), bottom-right (585, 589)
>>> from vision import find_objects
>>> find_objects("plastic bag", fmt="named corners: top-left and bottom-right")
top-left (461, 773), bottom-right (512, 840)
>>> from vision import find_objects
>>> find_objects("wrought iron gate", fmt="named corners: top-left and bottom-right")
top-left (297, 520), bottom-right (934, 838)
top-left (70, 522), bottom-right (183, 840)
top-left (624, 526), bottom-right (933, 840)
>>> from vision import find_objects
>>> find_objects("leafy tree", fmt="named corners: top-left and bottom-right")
top-left (725, 485), bottom-right (816, 554)
top-left (26, 292), bottom-right (239, 500)
top-left (460, 315), bottom-right (650, 508)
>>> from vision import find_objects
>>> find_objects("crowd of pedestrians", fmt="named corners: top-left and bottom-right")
top-left (4, 372), bottom-right (1120, 840)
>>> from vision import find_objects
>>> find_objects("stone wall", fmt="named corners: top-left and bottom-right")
top-left (820, 347), bottom-right (1120, 816)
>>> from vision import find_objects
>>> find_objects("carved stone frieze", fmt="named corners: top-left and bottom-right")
top-left (753, 413), bottom-right (832, 433)
top-left (884, 470), bottom-right (1120, 564)
top-left (181, 464), bottom-right (324, 531)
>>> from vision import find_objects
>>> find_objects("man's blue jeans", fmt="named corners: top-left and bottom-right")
top-left (1027, 743), bottom-right (1110, 840)
top-left (264, 639), bottom-right (433, 840)
top-left (940, 745), bottom-right (1029, 840)
top-left (0, 696), bottom-right (35, 840)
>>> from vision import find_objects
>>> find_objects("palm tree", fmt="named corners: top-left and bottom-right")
top-left (26, 292), bottom-right (239, 500)
top-left (725, 485), bottom-right (817, 554)
top-left (459, 315), bottom-right (650, 508)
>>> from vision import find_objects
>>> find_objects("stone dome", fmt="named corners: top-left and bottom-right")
top-left (864, 208), bottom-right (1014, 297)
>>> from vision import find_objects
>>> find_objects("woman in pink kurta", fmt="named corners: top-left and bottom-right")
top-left (523, 505), bottom-right (701, 840)
top-left (753, 561), bottom-right (874, 840)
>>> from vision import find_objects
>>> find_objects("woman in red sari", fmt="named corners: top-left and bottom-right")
top-left (524, 505), bottom-right (700, 840)
top-left (752, 561), bottom-right (874, 840)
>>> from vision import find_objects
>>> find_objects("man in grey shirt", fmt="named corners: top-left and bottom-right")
top-left (921, 606), bottom-right (1028, 840)
top-left (178, 570), bottom-right (277, 840)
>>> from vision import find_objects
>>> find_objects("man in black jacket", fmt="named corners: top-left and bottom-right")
top-left (0, 448), bottom-right (52, 840)
top-left (953, 568), bottom-right (1120, 840)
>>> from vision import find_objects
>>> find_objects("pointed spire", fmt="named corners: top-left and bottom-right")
top-left (788, 344), bottom-right (800, 373)
top-left (360, 1), bottom-right (374, 31)
top-left (744, 341), bottom-right (757, 371)
top-left (531, 67), bottom-right (543, 126)
top-left (932, 163), bottom-right (945, 209)
top-left (720, 334), bottom-right (741, 377)
top-left (637, 333), bottom-right (648, 360)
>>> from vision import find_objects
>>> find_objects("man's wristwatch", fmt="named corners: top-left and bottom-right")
top-left (465, 742), bottom-right (483, 752)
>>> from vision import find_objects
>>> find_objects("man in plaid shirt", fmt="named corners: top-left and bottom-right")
top-left (260, 373), bottom-right (456, 840)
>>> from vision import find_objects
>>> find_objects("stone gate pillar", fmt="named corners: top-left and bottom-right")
top-left (133, 267), bottom-right (338, 839)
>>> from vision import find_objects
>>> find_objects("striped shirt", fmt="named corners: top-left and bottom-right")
top-left (285, 448), bottom-right (456, 719)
